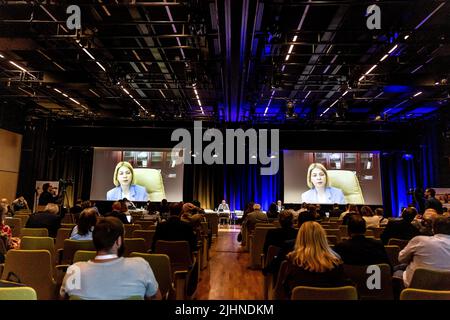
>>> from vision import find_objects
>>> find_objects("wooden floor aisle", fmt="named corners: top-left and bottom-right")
top-left (196, 226), bottom-right (264, 300)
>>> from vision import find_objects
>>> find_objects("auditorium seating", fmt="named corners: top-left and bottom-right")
top-left (384, 245), bottom-right (400, 267)
top-left (4, 218), bottom-right (21, 237)
top-left (21, 236), bottom-right (56, 263)
top-left (123, 238), bottom-right (148, 257)
top-left (58, 239), bottom-right (95, 265)
top-left (343, 264), bottom-right (394, 300)
top-left (387, 238), bottom-right (409, 250)
top-left (409, 268), bottom-right (450, 291)
top-left (249, 226), bottom-right (276, 269)
top-left (1, 250), bottom-right (56, 300)
top-left (21, 228), bottom-right (49, 238)
top-left (262, 245), bottom-right (281, 299)
top-left (54, 228), bottom-right (73, 252)
top-left (291, 285), bottom-right (358, 300)
top-left (132, 230), bottom-right (155, 252)
top-left (0, 287), bottom-right (37, 300)
top-left (124, 224), bottom-right (142, 238)
top-left (400, 288), bottom-right (450, 300)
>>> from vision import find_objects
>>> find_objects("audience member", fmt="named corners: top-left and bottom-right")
top-left (152, 202), bottom-right (197, 253)
top-left (11, 196), bottom-right (29, 213)
top-left (70, 208), bottom-right (98, 240)
top-left (380, 207), bottom-right (420, 244)
top-left (26, 203), bottom-right (65, 237)
top-left (281, 222), bottom-right (349, 298)
top-left (104, 201), bottom-right (130, 225)
top-left (60, 217), bottom-right (161, 300)
top-left (397, 215), bottom-right (450, 287)
top-left (0, 198), bottom-right (14, 216)
top-left (244, 203), bottom-right (269, 235)
top-left (339, 204), bottom-right (359, 221)
top-left (375, 208), bottom-right (388, 226)
top-left (263, 210), bottom-right (297, 255)
top-left (158, 199), bottom-right (170, 219)
top-left (361, 206), bottom-right (381, 228)
top-left (424, 188), bottom-right (443, 214)
top-left (334, 214), bottom-right (390, 266)
top-left (330, 203), bottom-right (342, 218)
top-left (412, 208), bottom-right (438, 236)
top-left (267, 202), bottom-right (279, 219)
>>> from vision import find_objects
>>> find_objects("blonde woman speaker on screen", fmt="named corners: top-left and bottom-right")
top-left (106, 161), bottom-right (148, 201)
top-left (301, 163), bottom-right (346, 204)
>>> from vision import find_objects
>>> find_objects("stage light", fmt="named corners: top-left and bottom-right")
top-left (402, 154), bottom-right (414, 160)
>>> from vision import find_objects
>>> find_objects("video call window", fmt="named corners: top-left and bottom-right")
top-left (284, 150), bottom-right (382, 205)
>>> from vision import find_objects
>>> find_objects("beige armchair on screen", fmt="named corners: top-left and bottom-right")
top-left (327, 170), bottom-right (365, 204)
top-left (133, 168), bottom-right (166, 202)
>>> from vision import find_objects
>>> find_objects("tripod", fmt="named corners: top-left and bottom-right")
top-left (58, 184), bottom-right (73, 223)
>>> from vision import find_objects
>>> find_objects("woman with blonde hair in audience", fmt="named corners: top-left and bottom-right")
top-left (281, 221), bottom-right (349, 298)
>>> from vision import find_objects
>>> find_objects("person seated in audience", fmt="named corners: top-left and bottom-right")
top-left (26, 203), bottom-right (65, 237)
top-left (397, 215), bottom-right (450, 287)
top-left (360, 206), bottom-right (381, 228)
top-left (244, 203), bottom-right (269, 235)
top-left (281, 221), bottom-right (350, 298)
top-left (151, 202), bottom-right (198, 253)
top-left (104, 201), bottom-right (130, 225)
top-left (70, 208), bottom-right (98, 240)
top-left (412, 208), bottom-right (438, 236)
top-left (157, 199), bottom-right (170, 219)
top-left (339, 204), bottom-right (359, 221)
top-left (424, 188), bottom-right (443, 214)
top-left (334, 214), bottom-right (390, 266)
top-left (375, 207), bottom-right (388, 226)
top-left (11, 196), bottom-right (29, 213)
top-left (380, 207), bottom-right (420, 245)
top-left (330, 203), bottom-right (342, 218)
top-left (263, 208), bottom-right (317, 276)
top-left (60, 217), bottom-right (161, 300)
top-left (1, 204), bottom-right (12, 254)
top-left (267, 202), bottom-right (279, 219)
top-left (181, 202), bottom-right (205, 231)
top-left (0, 198), bottom-right (14, 217)
top-left (263, 210), bottom-right (297, 255)
top-left (69, 199), bottom-right (83, 222)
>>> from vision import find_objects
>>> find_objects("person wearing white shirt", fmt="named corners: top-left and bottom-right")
top-left (398, 215), bottom-right (450, 287)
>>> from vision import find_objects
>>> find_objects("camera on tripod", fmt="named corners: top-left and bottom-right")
top-left (59, 179), bottom-right (74, 190)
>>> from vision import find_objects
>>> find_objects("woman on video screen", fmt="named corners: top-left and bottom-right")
top-left (106, 161), bottom-right (148, 202)
top-left (301, 163), bottom-right (345, 204)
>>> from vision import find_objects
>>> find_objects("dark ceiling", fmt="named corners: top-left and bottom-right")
top-left (0, 0), bottom-right (449, 126)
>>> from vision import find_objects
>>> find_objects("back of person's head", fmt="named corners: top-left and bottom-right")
top-left (120, 201), bottom-right (128, 213)
top-left (401, 207), bottom-right (417, 222)
top-left (426, 188), bottom-right (436, 197)
top-left (279, 210), bottom-right (294, 228)
top-left (375, 208), bottom-right (384, 217)
top-left (423, 208), bottom-right (438, 221)
top-left (81, 200), bottom-right (93, 210)
top-left (161, 199), bottom-right (168, 205)
top-left (360, 206), bottom-right (374, 217)
top-left (288, 221), bottom-right (341, 272)
top-left (348, 204), bottom-right (359, 213)
top-left (169, 202), bottom-right (183, 216)
top-left (301, 202), bottom-right (307, 209)
top-left (269, 202), bottom-right (277, 212)
top-left (93, 217), bottom-right (124, 252)
top-left (42, 183), bottom-right (50, 192)
top-left (182, 202), bottom-right (198, 215)
top-left (253, 203), bottom-right (261, 211)
top-left (78, 208), bottom-right (98, 236)
top-left (112, 201), bottom-right (122, 212)
top-left (44, 203), bottom-right (59, 215)
top-left (245, 202), bottom-right (255, 213)
top-left (297, 210), bottom-right (316, 228)
top-left (433, 216), bottom-right (450, 235)
top-left (347, 214), bottom-right (367, 236)
top-left (192, 200), bottom-right (201, 208)
top-left (333, 203), bottom-right (339, 209)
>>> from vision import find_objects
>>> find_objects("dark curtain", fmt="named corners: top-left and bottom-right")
top-left (17, 120), bottom-right (93, 210)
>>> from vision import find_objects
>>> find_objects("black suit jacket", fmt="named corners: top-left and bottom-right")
top-left (38, 191), bottom-right (59, 205)
top-left (380, 219), bottom-right (420, 244)
top-left (25, 212), bottom-right (65, 238)
top-left (151, 216), bottom-right (198, 253)
top-left (263, 227), bottom-right (298, 255)
top-left (425, 197), bottom-right (443, 214)
top-left (334, 235), bottom-right (391, 266)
